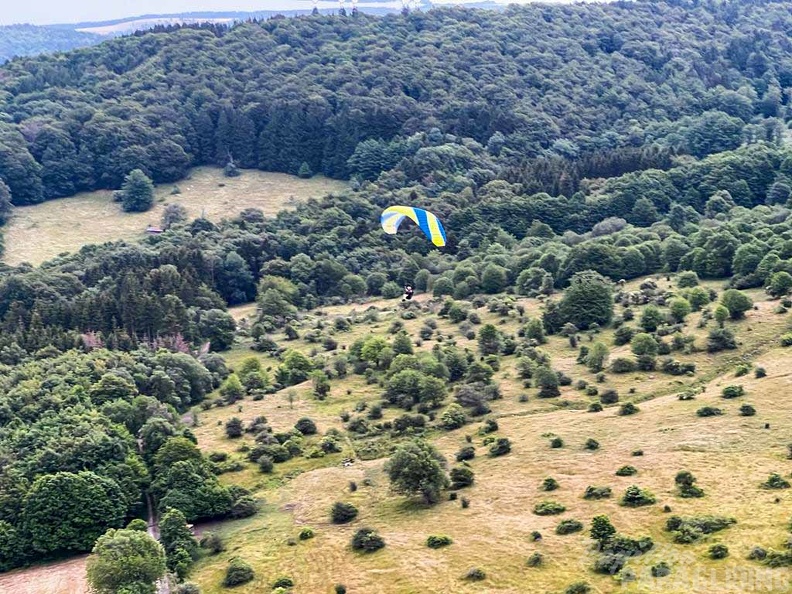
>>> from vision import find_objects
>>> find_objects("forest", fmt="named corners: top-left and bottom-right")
top-left (0, 0), bottom-right (791, 592)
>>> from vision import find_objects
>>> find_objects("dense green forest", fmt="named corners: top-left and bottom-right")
top-left (1, 0), bottom-right (792, 588)
top-left (0, 25), bottom-right (102, 64)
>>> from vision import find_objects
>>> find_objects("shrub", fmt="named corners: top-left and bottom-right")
top-left (456, 446), bottom-right (475, 462)
top-left (223, 558), bottom-right (255, 587)
top-left (526, 552), bottom-right (543, 567)
top-left (550, 436), bottom-right (564, 448)
top-left (480, 418), bottom-right (499, 434)
top-left (426, 535), bottom-right (453, 549)
top-left (618, 402), bottom-right (639, 416)
top-left (200, 532), bottom-right (225, 555)
top-left (489, 437), bottom-right (511, 457)
top-left (762, 473), bottom-right (791, 489)
top-left (542, 477), bottom-right (560, 491)
top-left (748, 547), bottom-right (767, 561)
top-left (675, 470), bottom-right (705, 498)
top-left (739, 403), bottom-right (756, 416)
top-left (258, 455), bottom-right (274, 473)
top-left (463, 567), bottom-right (486, 581)
top-left (709, 544), bottom-right (729, 559)
top-left (556, 519), bottom-right (584, 535)
top-left (611, 357), bottom-right (637, 373)
top-left (530, 531), bottom-right (542, 541)
top-left (678, 271), bottom-right (699, 288)
top-left (632, 449), bottom-right (643, 456)
top-left (620, 485), bottom-right (656, 507)
top-left (351, 528), bottom-right (385, 552)
top-left (696, 406), bottom-right (723, 417)
top-left (334, 586), bottom-right (347, 594)
top-left (782, 333), bottom-right (792, 347)
top-left (299, 528), bottom-right (315, 540)
top-left (331, 502), bottom-right (359, 524)
top-left (565, 581), bottom-right (592, 594)
top-left (721, 385), bottom-right (745, 399)
top-left (660, 359), bottom-right (695, 375)
top-left (600, 389), bottom-right (619, 404)
top-left (583, 486), bottom-right (612, 500)
top-left (231, 495), bottom-right (260, 519)
top-left (755, 367), bottom-right (767, 378)
top-left (615, 465), bottom-right (637, 476)
top-left (272, 577), bottom-right (294, 589)
top-left (450, 466), bottom-right (475, 489)
top-left (665, 515), bottom-right (736, 541)
top-left (534, 500), bottom-right (566, 515)
top-left (721, 289), bottom-right (753, 319)
top-left (174, 584), bottom-right (201, 594)
top-left (708, 328), bottom-right (737, 352)
top-left (126, 518), bottom-right (148, 531)
top-left (587, 402), bottom-right (603, 413)
top-left (585, 438), bottom-right (600, 450)
top-left (651, 562), bottom-right (671, 577)
top-left (593, 554), bottom-right (625, 575)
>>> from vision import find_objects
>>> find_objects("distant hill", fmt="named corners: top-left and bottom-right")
top-left (0, 0), bottom-right (445, 63)
top-left (0, 24), bottom-right (102, 63)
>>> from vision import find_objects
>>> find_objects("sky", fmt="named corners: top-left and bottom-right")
top-left (0, 0), bottom-right (317, 26)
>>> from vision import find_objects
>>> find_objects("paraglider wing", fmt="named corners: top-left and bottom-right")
top-left (380, 206), bottom-right (447, 247)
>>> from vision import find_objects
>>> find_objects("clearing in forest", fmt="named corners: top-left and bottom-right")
top-left (2, 167), bottom-right (346, 267)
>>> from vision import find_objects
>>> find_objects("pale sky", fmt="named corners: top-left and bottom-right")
top-left (0, 0), bottom-right (316, 26)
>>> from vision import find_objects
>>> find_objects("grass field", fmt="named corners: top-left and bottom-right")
top-left (2, 167), bottom-right (346, 266)
top-left (182, 279), bottom-right (792, 594)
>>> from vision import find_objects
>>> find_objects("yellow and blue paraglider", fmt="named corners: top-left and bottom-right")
top-left (380, 206), bottom-right (447, 247)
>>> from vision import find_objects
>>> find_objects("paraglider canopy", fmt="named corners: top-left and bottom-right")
top-left (380, 206), bottom-right (447, 247)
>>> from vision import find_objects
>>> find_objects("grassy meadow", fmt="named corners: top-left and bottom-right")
top-left (185, 279), bottom-right (792, 594)
top-left (2, 167), bottom-right (346, 266)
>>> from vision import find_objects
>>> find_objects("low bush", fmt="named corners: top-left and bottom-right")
top-left (583, 486), bottom-right (612, 500)
top-left (534, 500), bottom-right (566, 515)
top-left (542, 477), bottom-right (559, 491)
top-left (462, 567), bottom-right (486, 581)
top-left (748, 547), bottom-right (767, 560)
top-left (762, 473), bottom-right (791, 489)
top-left (223, 558), bottom-right (255, 587)
top-left (600, 389), bottom-right (619, 404)
top-left (455, 446), bottom-right (475, 461)
top-left (615, 465), bottom-right (638, 476)
top-left (331, 502), bottom-right (359, 524)
top-left (550, 437), bottom-right (564, 448)
top-left (565, 582), bottom-right (591, 594)
top-left (721, 385), bottom-right (745, 399)
top-left (618, 402), bottom-right (639, 416)
top-left (709, 544), bottom-right (729, 559)
top-left (584, 438), bottom-right (600, 450)
top-left (593, 553), bottom-right (625, 575)
top-left (611, 358), bottom-right (637, 373)
top-left (450, 466), bottom-right (475, 489)
top-left (299, 528), bottom-right (315, 540)
top-left (200, 532), bottom-right (225, 555)
top-left (587, 402), bottom-right (603, 413)
top-left (696, 406), bottom-right (723, 417)
top-left (351, 528), bottom-right (385, 552)
top-left (556, 519), bottom-right (584, 535)
top-left (426, 535), bottom-right (453, 549)
top-left (739, 403), bottom-right (756, 416)
top-left (632, 449), bottom-right (644, 456)
top-left (489, 437), bottom-right (511, 457)
top-left (527, 552), bottom-right (543, 567)
top-left (651, 562), bottom-right (671, 577)
top-left (272, 577), bottom-right (294, 589)
top-left (620, 485), bottom-right (656, 507)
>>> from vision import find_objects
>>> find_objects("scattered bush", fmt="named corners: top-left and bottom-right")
top-left (331, 502), bottom-right (359, 524)
top-left (200, 532), bottom-right (225, 555)
top-left (739, 403), bottom-right (756, 416)
top-left (587, 402), bottom-right (603, 412)
top-left (600, 389), bottom-right (619, 404)
top-left (748, 546), bottom-right (767, 561)
top-left (696, 406), bottom-right (723, 417)
top-left (615, 465), bottom-right (637, 476)
top-left (556, 519), bottom-right (584, 535)
top-left (542, 477), bottom-right (559, 491)
top-left (550, 437), bottom-right (564, 448)
top-left (762, 473), bottom-right (791, 489)
top-left (426, 535), bottom-right (453, 549)
top-left (534, 500), bottom-right (566, 515)
top-left (272, 577), bottom-right (294, 589)
top-left (721, 385), bottom-right (745, 399)
top-left (565, 581), bottom-right (592, 594)
top-left (593, 554), bottom-right (625, 575)
top-left (618, 402), bottom-right (639, 416)
top-left (755, 367), bottom-right (767, 378)
top-left (456, 446), bottom-right (476, 462)
top-left (620, 485), bottom-right (656, 507)
top-left (223, 558), bottom-right (255, 587)
top-left (709, 544), bottom-right (729, 559)
top-left (489, 437), bottom-right (511, 457)
top-left (611, 358), bottom-right (637, 373)
top-left (527, 552), bottom-right (543, 567)
top-left (585, 438), bottom-right (600, 450)
top-left (675, 470), bottom-right (705, 498)
top-left (299, 528), bottom-right (315, 540)
top-left (651, 562), bottom-right (671, 577)
top-left (351, 528), bottom-right (385, 552)
top-left (632, 449), bottom-right (644, 456)
top-left (450, 466), bottom-right (475, 489)
top-left (583, 486), bottom-right (612, 500)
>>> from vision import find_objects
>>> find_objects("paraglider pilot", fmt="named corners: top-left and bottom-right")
top-left (404, 285), bottom-right (414, 300)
